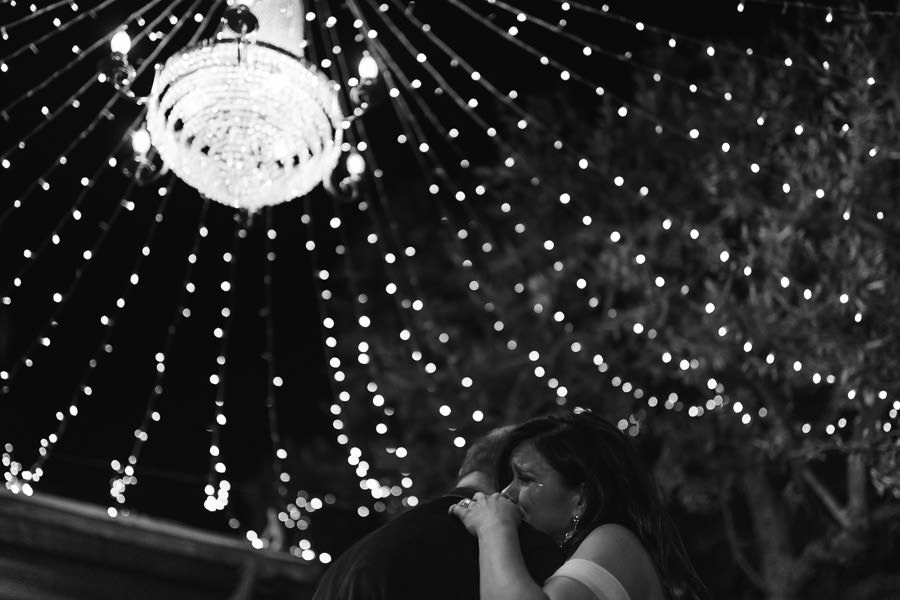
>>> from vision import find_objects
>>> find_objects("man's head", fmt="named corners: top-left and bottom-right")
top-left (455, 425), bottom-right (515, 491)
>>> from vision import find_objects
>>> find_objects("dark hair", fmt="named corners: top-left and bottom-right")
top-left (458, 425), bottom-right (516, 479)
top-left (495, 411), bottom-right (709, 600)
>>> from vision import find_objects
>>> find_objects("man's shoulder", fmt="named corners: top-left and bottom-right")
top-left (313, 491), bottom-right (482, 600)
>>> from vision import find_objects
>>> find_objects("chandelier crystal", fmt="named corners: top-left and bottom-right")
top-left (145, 0), bottom-right (344, 210)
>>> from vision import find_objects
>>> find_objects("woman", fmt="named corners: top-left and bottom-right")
top-left (449, 410), bottom-right (707, 600)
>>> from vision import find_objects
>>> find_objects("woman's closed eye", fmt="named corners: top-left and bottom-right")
top-left (513, 470), bottom-right (541, 486)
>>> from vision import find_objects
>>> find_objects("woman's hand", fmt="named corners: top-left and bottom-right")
top-left (449, 491), bottom-right (522, 538)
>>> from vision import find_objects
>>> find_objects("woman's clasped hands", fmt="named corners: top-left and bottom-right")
top-left (449, 491), bottom-right (522, 536)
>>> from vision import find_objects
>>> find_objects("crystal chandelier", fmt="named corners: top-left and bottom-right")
top-left (143, 0), bottom-right (344, 210)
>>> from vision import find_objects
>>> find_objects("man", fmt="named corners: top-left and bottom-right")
top-left (311, 427), bottom-right (565, 600)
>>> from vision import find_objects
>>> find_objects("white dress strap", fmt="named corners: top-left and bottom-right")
top-left (546, 558), bottom-right (631, 600)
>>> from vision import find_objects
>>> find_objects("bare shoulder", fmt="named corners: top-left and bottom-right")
top-left (575, 523), bottom-right (646, 562)
top-left (572, 524), bottom-right (665, 600)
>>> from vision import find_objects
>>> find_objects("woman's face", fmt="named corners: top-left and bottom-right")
top-left (500, 443), bottom-right (583, 542)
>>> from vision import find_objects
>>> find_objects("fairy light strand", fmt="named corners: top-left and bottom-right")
top-left (352, 0), bottom-right (752, 432)
top-left (315, 4), bottom-right (491, 476)
top-left (0, 110), bottom-right (145, 298)
top-left (204, 213), bottom-right (242, 514)
top-left (26, 174), bottom-right (174, 478)
top-left (740, 0), bottom-right (900, 17)
top-left (0, 0), bottom-right (175, 116)
top-left (312, 0), bottom-right (434, 305)
top-left (0, 165), bottom-right (147, 394)
top-left (0, 0), bottom-right (133, 63)
top-left (299, 194), bottom-right (398, 515)
top-left (0, 0), bottom-right (207, 223)
top-left (108, 197), bottom-right (212, 512)
top-left (348, 4), bottom-right (582, 431)
top-left (310, 0), bottom-right (434, 504)
top-left (1, 0), bottom-right (104, 32)
top-left (312, 0), bottom-right (421, 435)
top-left (381, 0), bottom-right (554, 132)
top-left (263, 207), bottom-right (289, 506)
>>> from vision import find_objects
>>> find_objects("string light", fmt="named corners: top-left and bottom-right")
top-left (108, 199), bottom-right (213, 513)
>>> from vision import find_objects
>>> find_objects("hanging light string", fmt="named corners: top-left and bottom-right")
top-left (1, 2), bottom-right (221, 399)
top-left (366, 0), bottom-right (606, 226)
top-left (1, 0), bottom-right (202, 160)
top-left (376, 0), bottom-right (615, 193)
top-left (260, 2), bottom-right (420, 519)
top-left (325, 184), bottom-right (416, 493)
top-left (0, 146), bottom-right (130, 408)
top-left (739, 0), bottom-right (900, 17)
top-left (361, 0), bottom-right (608, 205)
top-left (346, 0), bottom-right (476, 361)
top-left (455, 0), bottom-right (868, 185)
top-left (10, 174), bottom-right (175, 489)
top-left (474, 79), bottom-right (888, 431)
top-left (498, 0), bottom-right (870, 124)
top-left (357, 33), bottom-right (493, 237)
top-left (346, 29), bottom-right (473, 351)
top-left (382, 0), bottom-right (677, 213)
top-left (0, 0), bottom-right (178, 117)
top-left (299, 194), bottom-right (401, 517)
top-left (238, 2), bottom-right (883, 431)
top-left (358, 0), bottom-right (501, 150)
top-left (365, 0), bottom-right (644, 224)
top-left (382, 0), bottom-right (545, 127)
top-left (346, 13), bottom-right (490, 440)
top-left (312, 0), bottom-right (469, 501)
top-left (379, 0), bottom-right (870, 243)
top-left (1, 0), bottom-right (220, 318)
top-left (262, 207), bottom-right (290, 507)
top-left (0, 143), bottom-right (148, 395)
top-left (0, 67), bottom-right (108, 175)
top-left (352, 0), bottom-right (647, 262)
top-left (0, 111), bottom-right (145, 301)
top-left (307, 0), bottom-right (412, 498)
top-left (0, 0), bottom-right (139, 64)
top-left (308, 0), bottom-right (417, 468)
top-left (346, 5), bottom-right (586, 435)
top-left (260, 203), bottom-right (330, 561)
top-left (548, 0), bottom-right (869, 72)
top-left (0, 0), bottom-right (204, 224)
top-left (359, 0), bottom-right (877, 437)
top-left (445, 0), bottom-right (722, 156)
top-left (107, 197), bottom-right (212, 514)
top-left (349, 1), bottom-right (742, 431)
top-left (313, 0), bottom-right (448, 314)
top-left (460, 0), bottom-right (879, 386)
top-left (203, 212), bottom-right (243, 514)
top-left (0, 0), bottom-right (91, 31)
top-left (358, 10), bottom-right (596, 422)
top-left (108, 3), bottom-right (226, 513)
top-left (472, 0), bottom-right (749, 106)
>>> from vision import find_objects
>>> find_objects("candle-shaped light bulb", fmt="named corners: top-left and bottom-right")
top-left (132, 128), bottom-right (152, 154)
top-left (110, 30), bottom-right (132, 55)
top-left (358, 52), bottom-right (378, 80)
top-left (346, 152), bottom-right (365, 177)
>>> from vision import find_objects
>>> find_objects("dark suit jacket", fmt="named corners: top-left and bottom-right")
top-left (311, 487), bottom-right (565, 600)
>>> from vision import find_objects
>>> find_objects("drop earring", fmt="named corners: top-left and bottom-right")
top-left (562, 513), bottom-right (581, 545)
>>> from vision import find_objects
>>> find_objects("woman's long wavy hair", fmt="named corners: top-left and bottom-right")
top-left (495, 411), bottom-right (709, 600)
